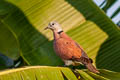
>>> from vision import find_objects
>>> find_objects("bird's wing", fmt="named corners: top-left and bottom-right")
top-left (54, 38), bottom-right (82, 60)
top-left (73, 42), bottom-right (93, 63)
top-left (54, 37), bottom-right (93, 63)
top-left (74, 42), bottom-right (88, 58)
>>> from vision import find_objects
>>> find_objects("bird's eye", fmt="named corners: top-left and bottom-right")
top-left (52, 23), bottom-right (54, 25)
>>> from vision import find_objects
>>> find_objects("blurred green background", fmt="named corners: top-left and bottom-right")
top-left (0, 0), bottom-right (120, 80)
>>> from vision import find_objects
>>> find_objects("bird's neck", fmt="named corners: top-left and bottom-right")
top-left (53, 30), bottom-right (62, 40)
top-left (53, 30), bottom-right (72, 41)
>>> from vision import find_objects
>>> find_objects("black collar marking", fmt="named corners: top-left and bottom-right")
top-left (58, 31), bottom-right (63, 34)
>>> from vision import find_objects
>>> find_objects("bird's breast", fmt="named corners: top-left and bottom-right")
top-left (53, 38), bottom-right (82, 60)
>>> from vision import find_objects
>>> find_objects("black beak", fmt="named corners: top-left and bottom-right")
top-left (44, 27), bottom-right (48, 30)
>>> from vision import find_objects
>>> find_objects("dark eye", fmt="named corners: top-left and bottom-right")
top-left (52, 23), bottom-right (55, 25)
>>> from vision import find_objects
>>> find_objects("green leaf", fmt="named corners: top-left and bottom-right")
top-left (84, 69), bottom-right (120, 80)
top-left (0, 0), bottom-right (120, 74)
top-left (0, 0), bottom-right (14, 16)
top-left (0, 66), bottom-right (77, 80)
top-left (84, 70), bottom-right (109, 80)
top-left (0, 21), bottom-right (19, 60)
top-left (102, 0), bottom-right (117, 12)
top-left (77, 70), bottom-right (95, 80)
top-left (99, 69), bottom-right (120, 80)
top-left (0, 66), bottom-right (120, 80)
top-left (110, 8), bottom-right (120, 18)
top-left (61, 68), bottom-right (78, 80)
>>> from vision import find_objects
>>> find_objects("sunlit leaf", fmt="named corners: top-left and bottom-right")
top-left (0, 66), bottom-right (120, 80)
top-left (0, 0), bottom-right (120, 79)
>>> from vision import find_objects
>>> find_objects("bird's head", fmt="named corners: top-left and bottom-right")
top-left (44, 21), bottom-right (63, 32)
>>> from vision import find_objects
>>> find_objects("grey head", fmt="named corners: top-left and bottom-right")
top-left (44, 21), bottom-right (63, 32)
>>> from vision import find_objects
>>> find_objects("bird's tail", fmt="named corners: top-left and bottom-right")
top-left (85, 63), bottom-right (99, 73)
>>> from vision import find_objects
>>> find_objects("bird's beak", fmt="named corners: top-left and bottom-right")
top-left (44, 27), bottom-right (49, 30)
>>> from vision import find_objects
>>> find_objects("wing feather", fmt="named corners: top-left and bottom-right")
top-left (54, 38), bottom-right (82, 60)
top-left (74, 42), bottom-right (93, 63)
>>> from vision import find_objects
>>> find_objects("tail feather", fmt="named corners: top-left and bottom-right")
top-left (86, 63), bottom-right (99, 73)
top-left (72, 57), bottom-right (99, 73)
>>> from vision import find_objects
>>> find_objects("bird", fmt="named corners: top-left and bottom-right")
top-left (44, 21), bottom-right (99, 73)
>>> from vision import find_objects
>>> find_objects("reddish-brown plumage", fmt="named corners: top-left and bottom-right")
top-left (53, 31), bottom-right (82, 60)
top-left (45, 21), bottom-right (99, 73)
top-left (53, 30), bottom-right (99, 73)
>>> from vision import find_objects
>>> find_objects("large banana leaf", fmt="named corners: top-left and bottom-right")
top-left (0, 20), bottom-right (18, 68)
top-left (0, 0), bottom-right (120, 74)
top-left (0, 21), bottom-right (19, 60)
top-left (0, 66), bottom-right (120, 80)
